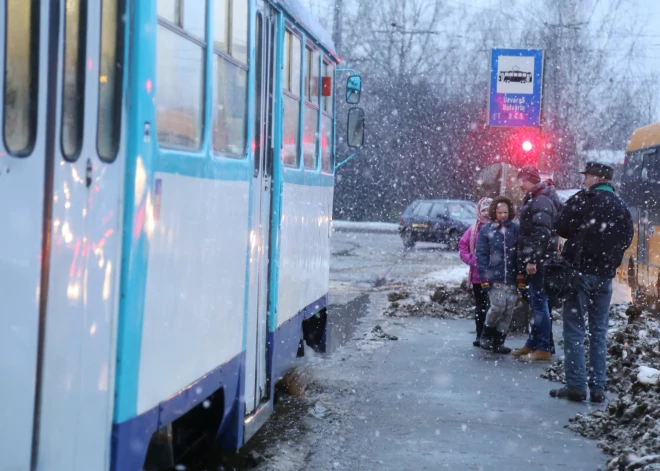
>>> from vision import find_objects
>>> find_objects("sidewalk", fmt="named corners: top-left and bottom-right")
top-left (305, 306), bottom-right (608, 470)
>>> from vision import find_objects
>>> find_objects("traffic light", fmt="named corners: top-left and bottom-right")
top-left (505, 130), bottom-right (543, 167)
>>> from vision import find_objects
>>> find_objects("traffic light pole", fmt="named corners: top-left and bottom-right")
top-left (538, 52), bottom-right (548, 177)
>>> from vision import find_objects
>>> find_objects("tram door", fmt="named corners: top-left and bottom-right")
top-left (0, 2), bottom-right (51, 469)
top-left (1, 2), bottom-right (126, 470)
top-left (245, 3), bottom-right (277, 417)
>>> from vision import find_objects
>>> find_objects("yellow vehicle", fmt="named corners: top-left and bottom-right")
top-left (618, 122), bottom-right (660, 301)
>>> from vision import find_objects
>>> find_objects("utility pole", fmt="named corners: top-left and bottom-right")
top-left (333, 0), bottom-right (344, 54)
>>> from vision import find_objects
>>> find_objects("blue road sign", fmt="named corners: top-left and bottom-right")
top-left (488, 48), bottom-right (543, 127)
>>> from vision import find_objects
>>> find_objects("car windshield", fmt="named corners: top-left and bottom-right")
top-left (448, 203), bottom-right (475, 219)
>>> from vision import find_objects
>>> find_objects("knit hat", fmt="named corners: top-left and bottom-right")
top-left (479, 197), bottom-right (493, 213)
top-left (517, 165), bottom-right (541, 184)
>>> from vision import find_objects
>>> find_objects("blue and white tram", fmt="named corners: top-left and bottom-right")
top-left (0, 0), bottom-right (363, 470)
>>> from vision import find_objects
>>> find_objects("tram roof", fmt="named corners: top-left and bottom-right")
top-left (627, 122), bottom-right (660, 152)
top-left (274, 0), bottom-right (338, 59)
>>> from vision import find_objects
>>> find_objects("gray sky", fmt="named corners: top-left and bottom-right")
top-left (301, 0), bottom-right (660, 119)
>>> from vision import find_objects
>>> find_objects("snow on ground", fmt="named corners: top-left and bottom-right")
top-left (422, 265), bottom-right (469, 288)
top-left (332, 220), bottom-right (399, 234)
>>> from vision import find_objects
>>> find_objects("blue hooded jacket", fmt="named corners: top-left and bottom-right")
top-left (477, 219), bottom-right (519, 285)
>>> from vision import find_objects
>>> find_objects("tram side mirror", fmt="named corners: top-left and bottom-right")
top-left (347, 107), bottom-right (365, 149)
top-left (346, 76), bottom-right (362, 104)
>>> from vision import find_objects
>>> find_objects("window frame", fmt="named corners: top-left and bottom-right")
top-left (321, 56), bottom-right (334, 173)
top-left (96, 0), bottom-right (126, 163)
top-left (302, 41), bottom-right (320, 170)
top-left (60, 0), bottom-right (88, 162)
top-left (211, 0), bottom-right (249, 159)
top-left (3, 0), bottom-right (40, 157)
top-left (282, 25), bottom-right (303, 168)
top-left (155, 19), bottom-right (207, 151)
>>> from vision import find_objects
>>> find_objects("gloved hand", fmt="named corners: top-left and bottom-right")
top-left (517, 274), bottom-right (527, 290)
top-left (481, 281), bottom-right (491, 291)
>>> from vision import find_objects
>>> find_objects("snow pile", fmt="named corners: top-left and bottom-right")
top-left (361, 324), bottom-right (399, 341)
top-left (384, 284), bottom-right (473, 319)
top-left (638, 366), bottom-right (660, 386)
top-left (544, 305), bottom-right (660, 470)
top-left (568, 383), bottom-right (660, 470)
top-left (424, 265), bottom-right (469, 288)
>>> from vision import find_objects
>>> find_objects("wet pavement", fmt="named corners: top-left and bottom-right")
top-left (210, 230), bottom-right (609, 470)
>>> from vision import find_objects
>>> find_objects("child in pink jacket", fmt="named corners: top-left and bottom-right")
top-left (458, 197), bottom-right (493, 346)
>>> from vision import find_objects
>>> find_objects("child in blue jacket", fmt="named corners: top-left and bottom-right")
top-left (476, 196), bottom-right (519, 354)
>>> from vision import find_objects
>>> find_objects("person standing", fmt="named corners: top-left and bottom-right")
top-left (476, 196), bottom-right (519, 354)
top-left (459, 197), bottom-right (493, 346)
top-left (549, 162), bottom-right (633, 403)
top-left (511, 165), bottom-right (562, 362)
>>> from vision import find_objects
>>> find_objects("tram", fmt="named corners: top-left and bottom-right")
top-left (619, 122), bottom-right (660, 303)
top-left (0, 0), bottom-right (363, 470)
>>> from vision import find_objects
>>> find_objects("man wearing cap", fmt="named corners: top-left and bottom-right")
top-left (512, 165), bottom-right (563, 362)
top-left (549, 161), bottom-right (633, 403)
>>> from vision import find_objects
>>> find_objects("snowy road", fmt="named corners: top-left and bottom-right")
top-left (209, 230), bottom-right (608, 470)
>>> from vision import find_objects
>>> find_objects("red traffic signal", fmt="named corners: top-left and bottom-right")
top-left (522, 140), bottom-right (533, 152)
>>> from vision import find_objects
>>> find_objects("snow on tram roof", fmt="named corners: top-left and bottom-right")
top-left (274, 0), bottom-right (338, 59)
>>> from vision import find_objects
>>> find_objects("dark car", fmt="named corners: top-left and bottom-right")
top-left (399, 199), bottom-right (476, 249)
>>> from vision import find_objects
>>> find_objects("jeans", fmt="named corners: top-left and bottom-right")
top-left (525, 269), bottom-right (552, 352)
top-left (472, 284), bottom-right (490, 339)
top-left (485, 284), bottom-right (518, 334)
top-left (562, 274), bottom-right (613, 393)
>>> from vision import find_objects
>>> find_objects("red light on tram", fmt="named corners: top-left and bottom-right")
top-left (522, 140), bottom-right (533, 152)
top-left (322, 77), bottom-right (332, 97)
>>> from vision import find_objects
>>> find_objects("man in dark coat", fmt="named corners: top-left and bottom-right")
top-left (549, 162), bottom-right (634, 403)
top-left (512, 165), bottom-right (562, 362)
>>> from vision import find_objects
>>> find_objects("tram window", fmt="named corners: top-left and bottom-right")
top-left (231, 0), bottom-right (248, 63)
top-left (156, 25), bottom-right (204, 149)
top-left (283, 32), bottom-right (291, 91)
top-left (182, 0), bottom-right (206, 39)
top-left (213, 58), bottom-right (247, 156)
top-left (321, 59), bottom-right (334, 173)
top-left (61, 0), bottom-right (87, 161)
top-left (213, 0), bottom-right (247, 64)
top-left (282, 95), bottom-right (300, 167)
top-left (97, 0), bottom-right (125, 162)
top-left (303, 104), bottom-right (318, 169)
top-left (303, 47), bottom-right (320, 169)
top-left (323, 61), bottom-right (334, 115)
top-left (291, 33), bottom-right (301, 95)
top-left (214, 0), bottom-right (229, 52)
top-left (305, 48), bottom-right (320, 103)
top-left (158, 0), bottom-right (181, 24)
top-left (321, 114), bottom-right (333, 173)
top-left (4, 0), bottom-right (39, 155)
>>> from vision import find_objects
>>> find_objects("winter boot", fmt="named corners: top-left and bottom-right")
top-left (519, 350), bottom-right (552, 362)
top-left (549, 387), bottom-right (587, 402)
top-left (511, 345), bottom-right (533, 357)
top-left (491, 331), bottom-right (511, 354)
top-left (479, 326), bottom-right (496, 350)
top-left (473, 337), bottom-right (481, 347)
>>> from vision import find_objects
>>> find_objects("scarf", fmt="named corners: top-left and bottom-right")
top-left (469, 197), bottom-right (493, 255)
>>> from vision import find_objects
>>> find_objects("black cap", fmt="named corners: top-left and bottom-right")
top-left (579, 161), bottom-right (614, 180)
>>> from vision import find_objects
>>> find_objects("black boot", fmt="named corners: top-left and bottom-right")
top-left (480, 326), bottom-right (496, 350)
top-left (491, 331), bottom-right (511, 354)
